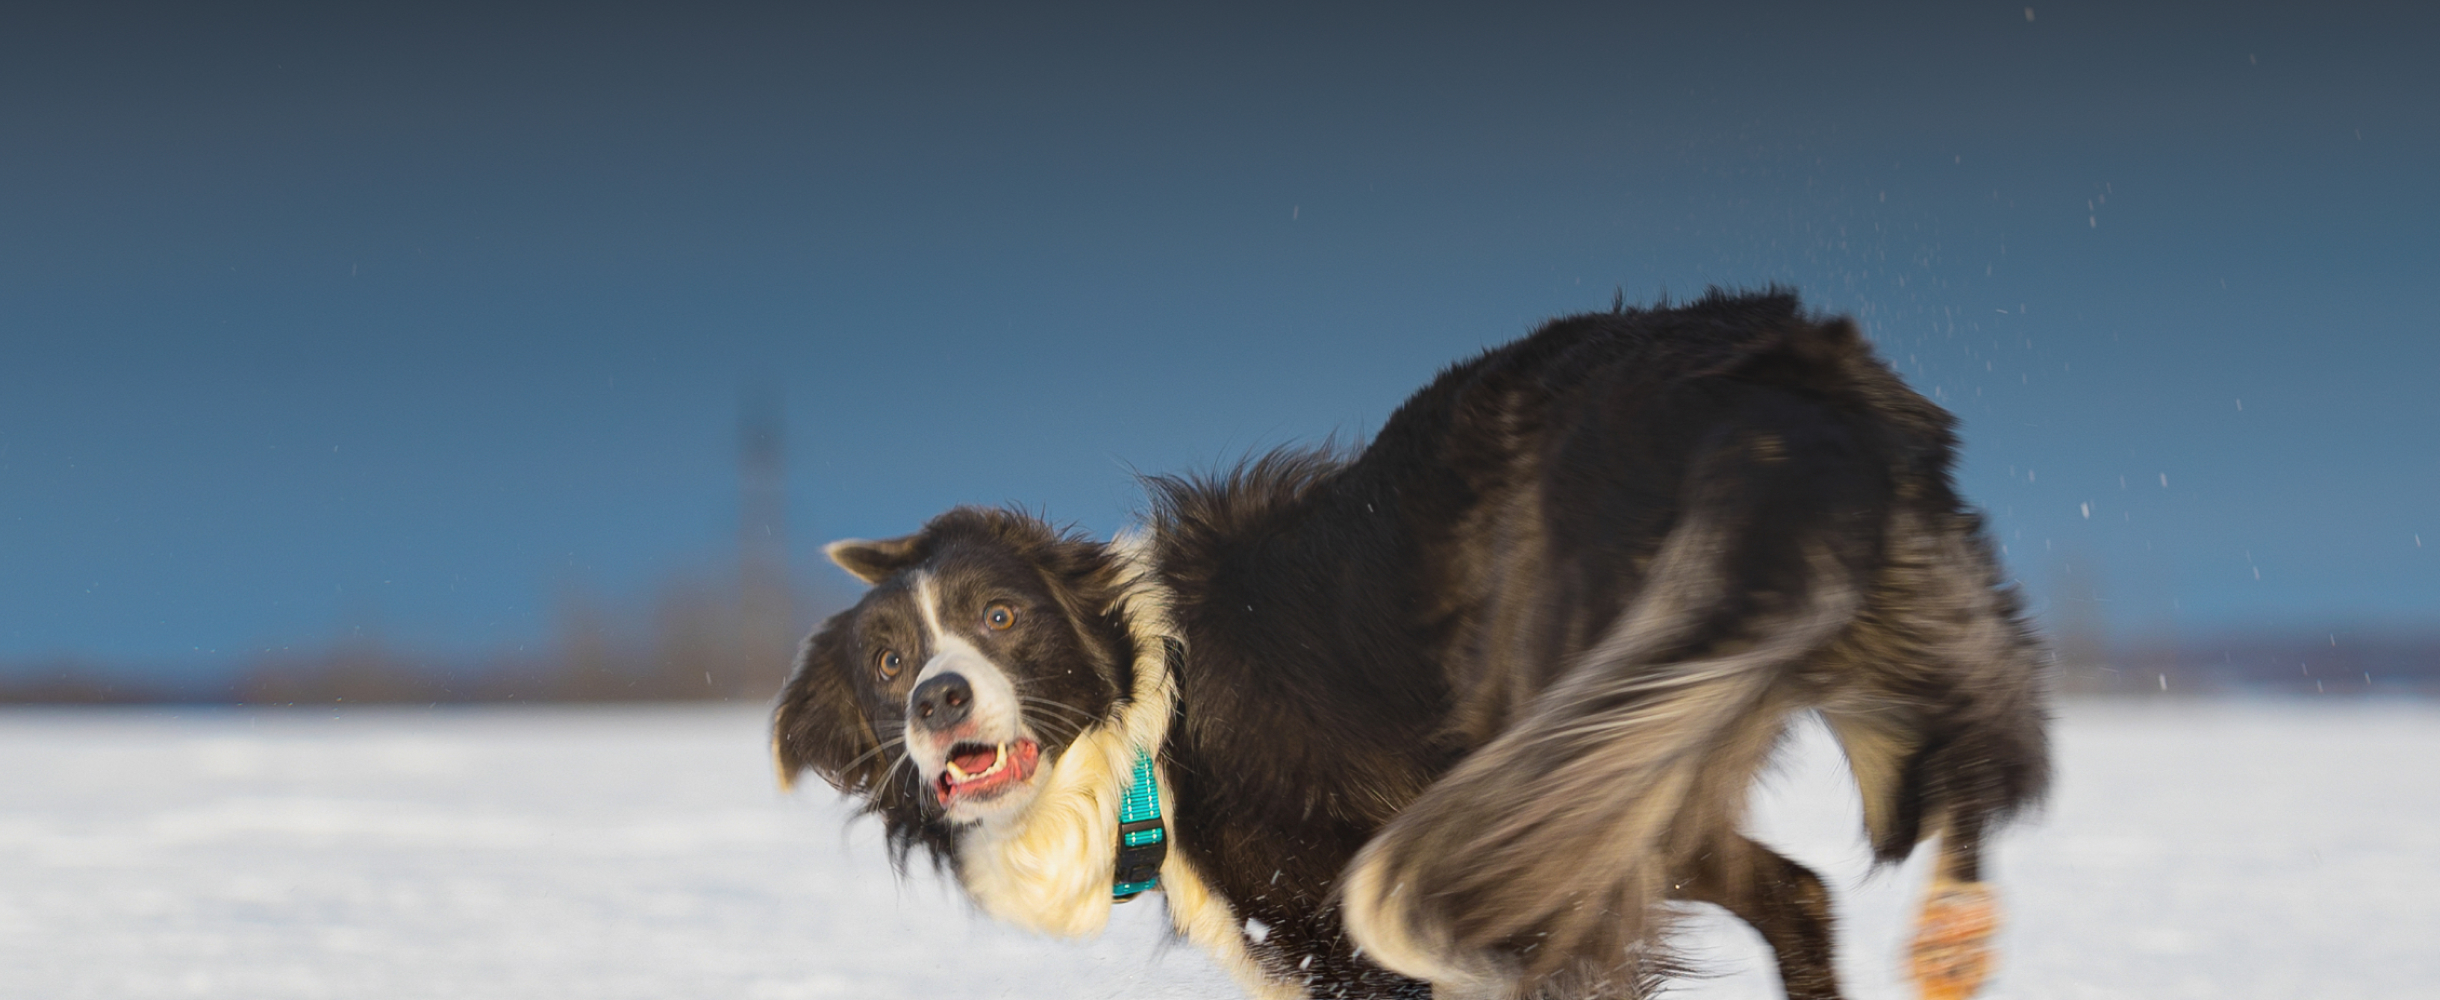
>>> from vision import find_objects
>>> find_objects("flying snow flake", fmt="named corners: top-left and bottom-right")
top-left (2081, 502), bottom-right (2091, 519)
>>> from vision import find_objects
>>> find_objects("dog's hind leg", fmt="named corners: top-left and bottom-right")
top-left (1818, 508), bottom-right (2049, 1000)
top-left (1340, 418), bottom-right (1885, 998)
top-left (1823, 715), bottom-right (2015, 1000)
top-left (1672, 835), bottom-right (1843, 1000)
top-left (1909, 824), bottom-right (2000, 1000)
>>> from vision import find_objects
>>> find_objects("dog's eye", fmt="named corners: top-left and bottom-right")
top-left (875, 649), bottom-right (904, 680)
top-left (984, 603), bottom-right (1017, 631)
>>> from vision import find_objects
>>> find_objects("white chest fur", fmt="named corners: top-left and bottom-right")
top-left (950, 558), bottom-right (1299, 1000)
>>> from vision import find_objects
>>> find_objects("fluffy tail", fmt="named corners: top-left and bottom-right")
top-left (1341, 428), bottom-right (1870, 996)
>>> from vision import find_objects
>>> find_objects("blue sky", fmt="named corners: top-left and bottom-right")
top-left (2, 1), bottom-right (2434, 675)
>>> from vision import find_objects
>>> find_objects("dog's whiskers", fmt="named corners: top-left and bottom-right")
top-left (1020, 705), bottom-right (1101, 733)
top-left (1015, 692), bottom-right (1106, 728)
top-left (883, 748), bottom-right (919, 795)
top-left (836, 734), bottom-right (908, 779)
top-left (1031, 719), bottom-right (1084, 747)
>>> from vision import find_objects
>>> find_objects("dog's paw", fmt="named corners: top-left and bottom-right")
top-left (1909, 879), bottom-right (1999, 1000)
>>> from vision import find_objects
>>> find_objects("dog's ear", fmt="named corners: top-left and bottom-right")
top-left (771, 623), bottom-right (883, 794)
top-left (825, 534), bottom-right (923, 585)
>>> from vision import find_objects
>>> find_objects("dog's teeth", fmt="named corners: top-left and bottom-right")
top-left (945, 743), bottom-right (1016, 787)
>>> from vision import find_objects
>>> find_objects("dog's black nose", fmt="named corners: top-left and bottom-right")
top-left (910, 673), bottom-right (973, 730)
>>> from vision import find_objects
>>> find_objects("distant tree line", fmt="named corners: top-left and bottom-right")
top-left (2049, 630), bottom-right (2440, 698)
top-left (9, 616), bottom-right (2438, 705)
top-left (0, 565), bottom-right (838, 706)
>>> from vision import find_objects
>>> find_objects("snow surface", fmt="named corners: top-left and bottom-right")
top-left (3, 701), bottom-right (2434, 999)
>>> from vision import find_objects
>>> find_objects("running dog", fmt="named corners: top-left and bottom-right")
top-left (772, 289), bottom-right (2049, 999)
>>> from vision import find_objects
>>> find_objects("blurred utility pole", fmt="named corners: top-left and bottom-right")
top-left (731, 384), bottom-right (799, 698)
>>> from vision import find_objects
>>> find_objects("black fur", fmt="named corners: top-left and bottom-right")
top-left (774, 289), bottom-right (2050, 999)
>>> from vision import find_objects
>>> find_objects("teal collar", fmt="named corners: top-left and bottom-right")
top-left (1112, 748), bottom-right (1167, 900)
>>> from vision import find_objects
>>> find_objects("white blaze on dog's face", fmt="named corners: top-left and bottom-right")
top-left (902, 572), bottom-right (1049, 825)
top-left (772, 511), bottom-right (1136, 835)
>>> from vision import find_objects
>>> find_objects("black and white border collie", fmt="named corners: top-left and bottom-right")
top-left (773, 291), bottom-right (2050, 1000)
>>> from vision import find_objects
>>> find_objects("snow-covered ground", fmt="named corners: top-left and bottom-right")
top-left (2, 700), bottom-right (2433, 999)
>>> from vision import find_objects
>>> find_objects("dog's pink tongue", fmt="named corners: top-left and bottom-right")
top-left (950, 745), bottom-right (998, 774)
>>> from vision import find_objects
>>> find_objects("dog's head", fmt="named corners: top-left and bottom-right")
top-left (773, 507), bottom-right (1138, 855)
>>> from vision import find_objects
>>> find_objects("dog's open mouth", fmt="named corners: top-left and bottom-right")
top-left (934, 739), bottom-right (1042, 804)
